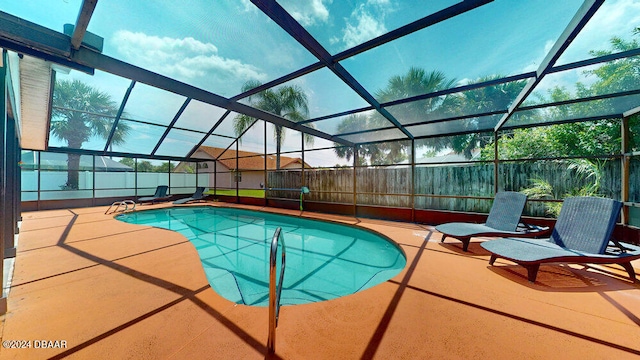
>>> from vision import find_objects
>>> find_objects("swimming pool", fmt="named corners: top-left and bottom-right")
top-left (116, 206), bottom-right (406, 306)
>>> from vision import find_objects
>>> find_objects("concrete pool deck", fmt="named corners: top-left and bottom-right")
top-left (1, 202), bottom-right (639, 359)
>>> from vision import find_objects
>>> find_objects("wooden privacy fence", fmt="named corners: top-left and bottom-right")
top-left (267, 159), bottom-right (635, 217)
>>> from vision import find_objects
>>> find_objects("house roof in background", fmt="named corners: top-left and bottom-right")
top-left (197, 146), bottom-right (308, 170)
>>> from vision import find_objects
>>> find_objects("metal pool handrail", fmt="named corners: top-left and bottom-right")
top-left (268, 227), bottom-right (286, 353)
top-left (266, 187), bottom-right (310, 210)
top-left (105, 200), bottom-right (136, 214)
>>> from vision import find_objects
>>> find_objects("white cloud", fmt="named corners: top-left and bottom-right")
top-left (367, 0), bottom-right (390, 5)
top-left (584, 0), bottom-right (640, 46)
top-left (128, 122), bottom-right (153, 140)
top-left (342, 6), bottom-right (388, 48)
top-left (111, 30), bottom-right (267, 86)
top-left (527, 0), bottom-right (640, 99)
top-left (557, 0), bottom-right (640, 64)
top-left (543, 40), bottom-right (555, 57)
top-left (239, 0), bottom-right (255, 13)
top-left (279, 0), bottom-right (331, 27)
top-left (521, 39), bottom-right (556, 73)
top-left (339, 0), bottom-right (397, 50)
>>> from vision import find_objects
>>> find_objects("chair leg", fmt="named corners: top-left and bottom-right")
top-left (524, 264), bottom-right (540, 283)
top-left (620, 262), bottom-right (637, 282)
top-left (461, 238), bottom-right (471, 252)
top-left (489, 254), bottom-right (497, 265)
top-left (440, 235), bottom-right (447, 243)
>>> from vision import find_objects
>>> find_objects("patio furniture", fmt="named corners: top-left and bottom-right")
top-left (138, 185), bottom-right (170, 204)
top-left (436, 191), bottom-right (540, 251)
top-left (481, 196), bottom-right (640, 283)
top-left (173, 187), bottom-right (206, 204)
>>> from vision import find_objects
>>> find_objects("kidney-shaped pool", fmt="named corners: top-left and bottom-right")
top-left (116, 206), bottom-right (406, 306)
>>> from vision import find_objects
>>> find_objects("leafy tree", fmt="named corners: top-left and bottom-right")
top-left (119, 158), bottom-right (135, 168)
top-left (585, 33), bottom-right (640, 146)
top-left (154, 161), bottom-right (175, 173)
top-left (483, 118), bottom-right (621, 160)
top-left (178, 164), bottom-right (195, 174)
top-left (51, 79), bottom-right (130, 189)
top-left (484, 28), bottom-right (640, 161)
top-left (136, 160), bottom-right (154, 172)
top-left (118, 158), bottom-right (167, 172)
top-left (588, 36), bottom-right (640, 94)
top-left (481, 127), bottom-right (550, 160)
top-left (481, 27), bottom-right (640, 215)
top-left (234, 80), bottom-right (313, 169)
top-left (480, 89), bottom-right (625, 211)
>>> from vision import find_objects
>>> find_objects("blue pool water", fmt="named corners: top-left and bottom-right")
top-left (115, 206), bottom-right (406, 306)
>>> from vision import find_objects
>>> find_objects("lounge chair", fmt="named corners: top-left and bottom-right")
top-left (436, 192), bottom-right (544, 252)
top-left (138, 185), bottom-right (170, 204)
top-left (481, 196), bottom-right (640, 283)
top-left (173, 187), bottom-right (206, 204)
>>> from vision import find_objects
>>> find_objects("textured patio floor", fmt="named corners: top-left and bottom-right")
top-left (1, 202), bottom-right (639, 359)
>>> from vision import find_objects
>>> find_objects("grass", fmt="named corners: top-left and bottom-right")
top-left (205, 189), bottom-right (265, 198)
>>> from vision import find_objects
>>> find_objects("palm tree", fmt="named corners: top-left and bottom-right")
top-left (376, 67), bottom-right (457, 105)
top-left (454, 75), bottom-right (528, 158)
top-left (334, 67), bottom-right (458, 163)
top-left (234, 80), bottom-right (312, 169)
top-left (51, 79), bottom-right (130, 189)
top-left (334, 113), bottom-right (408, 165)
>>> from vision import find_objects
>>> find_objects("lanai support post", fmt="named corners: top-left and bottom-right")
top-left (621, 115), bottom-right (630, 224)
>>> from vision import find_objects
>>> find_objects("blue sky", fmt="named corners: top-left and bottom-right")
top-left (3, 0), bottom-right (640, 165)
top-left (5, 0), bottom-right (638, 100)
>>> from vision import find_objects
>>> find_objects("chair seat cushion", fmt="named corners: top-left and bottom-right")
top-left (481, 237), bottom-right (640, 264)
top-left (436, 222), bottom-right (522, 238)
